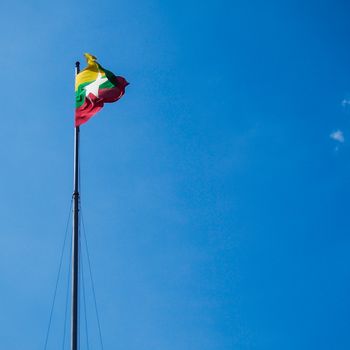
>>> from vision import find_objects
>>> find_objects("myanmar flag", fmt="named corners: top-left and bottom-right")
top-left (75, 53), bottom-right (128, 126)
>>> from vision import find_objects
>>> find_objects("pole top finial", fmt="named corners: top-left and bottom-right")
top-left (75, 61), bottom-right (80, 68)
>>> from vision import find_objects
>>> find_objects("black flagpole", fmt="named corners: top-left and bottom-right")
top-left (71, 61), bottom-right (80, 350)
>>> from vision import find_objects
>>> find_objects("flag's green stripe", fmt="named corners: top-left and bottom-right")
top-left (76, 89), bottom-right (87, 108)
top-left (100, 80), bottom-right (115, 90)
top-left (76, 80), bottom-right (91, 107)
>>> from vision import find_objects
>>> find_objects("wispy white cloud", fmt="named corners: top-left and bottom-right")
top-left (341, 99), bottom-right (350, 107)
top-left (330, 130), bottom-right (345, 143)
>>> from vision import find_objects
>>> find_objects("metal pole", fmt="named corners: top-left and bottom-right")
top-left (71, 61), bottom-right (80, 350)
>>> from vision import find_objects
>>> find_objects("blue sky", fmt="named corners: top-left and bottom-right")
top-left (1, 0), bottom-right (350, 349)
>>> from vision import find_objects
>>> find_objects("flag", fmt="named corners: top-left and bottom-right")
top-left (75, 53), bottom-right (129, 126)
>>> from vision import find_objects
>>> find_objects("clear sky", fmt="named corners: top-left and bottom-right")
top-left (1, 1), bottom-right (350, 349)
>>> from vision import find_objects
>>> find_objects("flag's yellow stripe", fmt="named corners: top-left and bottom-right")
top-left (75, 53), bottom-right (106, 91)
top-left (75, 69), bottom-right (106, 91)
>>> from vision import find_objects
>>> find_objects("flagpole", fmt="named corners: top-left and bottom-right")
top-left (71, 61), bottom-right (80, 350)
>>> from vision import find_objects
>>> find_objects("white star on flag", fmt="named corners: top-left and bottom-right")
top-left (84, 72), bottom-right (108, 99)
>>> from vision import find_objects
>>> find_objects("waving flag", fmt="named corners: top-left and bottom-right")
top-left (75, 53), bottom-right (128, 126)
